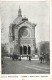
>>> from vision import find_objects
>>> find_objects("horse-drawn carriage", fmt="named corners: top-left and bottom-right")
top-left (12, 53), bottom-right (21, 60)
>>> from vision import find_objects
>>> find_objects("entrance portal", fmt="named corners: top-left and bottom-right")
top-left (23, 46), bottom-right (27, 54)
top-left (28, 45), bottom-right (31, 54)
top-left (20, 45), bottom-right (31, 55)
top-left (20, 46), bottom-right (22, 55)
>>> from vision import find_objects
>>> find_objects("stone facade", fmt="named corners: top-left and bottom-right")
top-left (9, 7), bottom-right (36, 56)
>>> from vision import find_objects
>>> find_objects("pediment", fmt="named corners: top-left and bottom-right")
top-left (15, 21), bottom-right (36, 28)
top-left (19, 21), bottom-right (32, 27)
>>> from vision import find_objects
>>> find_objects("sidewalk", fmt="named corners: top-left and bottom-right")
top-left (21, 57), bottom-right (39, 60)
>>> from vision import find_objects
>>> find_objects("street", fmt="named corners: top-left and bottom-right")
top-left (2, 57), bottom-right (50, 74)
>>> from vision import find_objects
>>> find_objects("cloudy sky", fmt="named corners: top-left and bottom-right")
top-left (0, 1), bottom-right (50, 43)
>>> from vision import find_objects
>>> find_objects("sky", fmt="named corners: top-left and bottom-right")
top-left (0, 1), bottom-right (50, 43)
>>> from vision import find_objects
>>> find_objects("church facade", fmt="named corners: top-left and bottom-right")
top-left (9, 7), bottom-right (36, 57)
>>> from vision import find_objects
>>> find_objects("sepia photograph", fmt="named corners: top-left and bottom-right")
top-left (0, 1), bottom-right (50, 74)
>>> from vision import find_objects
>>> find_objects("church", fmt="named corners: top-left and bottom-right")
top-left (9, 7), bottom-right (36, 57)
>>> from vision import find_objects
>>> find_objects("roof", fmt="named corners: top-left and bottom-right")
top-left (13, 20), bottom-right (36, 28)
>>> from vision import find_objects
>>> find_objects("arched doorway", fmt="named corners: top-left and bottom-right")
top-left (28, 45), bottom-right (31, 55)
top-left (20, 46), bottom-right (22, 55)
top-left (23, 46), bottom-right (27, 54)
top-left (20, 45), bottom-right (31, 55)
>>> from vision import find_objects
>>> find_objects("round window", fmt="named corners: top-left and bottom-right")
top-left (19, 27), bottom-right (28, 37)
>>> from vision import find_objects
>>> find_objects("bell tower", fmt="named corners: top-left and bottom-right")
top-left (17, 6), bottom-right (22, 23)
top-left (18, 6), bottom-right (22, 17)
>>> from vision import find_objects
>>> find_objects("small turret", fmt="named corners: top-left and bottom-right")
top-left (22, 17), bottom-right (28, 21)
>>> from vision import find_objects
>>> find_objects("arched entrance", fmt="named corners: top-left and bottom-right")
top-left (20, 45), bottom-right (31, 55)
top-left (20, 46), bottom-right (22, 55)
top-left (28, 45), bottom-right (31, 55)
top-left (23, 46), bottom-right (27, 54)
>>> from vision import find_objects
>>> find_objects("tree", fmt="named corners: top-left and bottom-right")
top-left (1, 44), bottom-right (8, 57)
top-left (40, 42), bottom-right (50, 55)
top-left (40, 42), bottom-right (50, 62)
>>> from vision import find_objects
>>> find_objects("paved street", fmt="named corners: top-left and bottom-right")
top-left (2, 57), bottom-right (50, 74)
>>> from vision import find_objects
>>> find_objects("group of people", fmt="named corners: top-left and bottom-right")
top-left (39, 52), bottom-right (50, 64)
